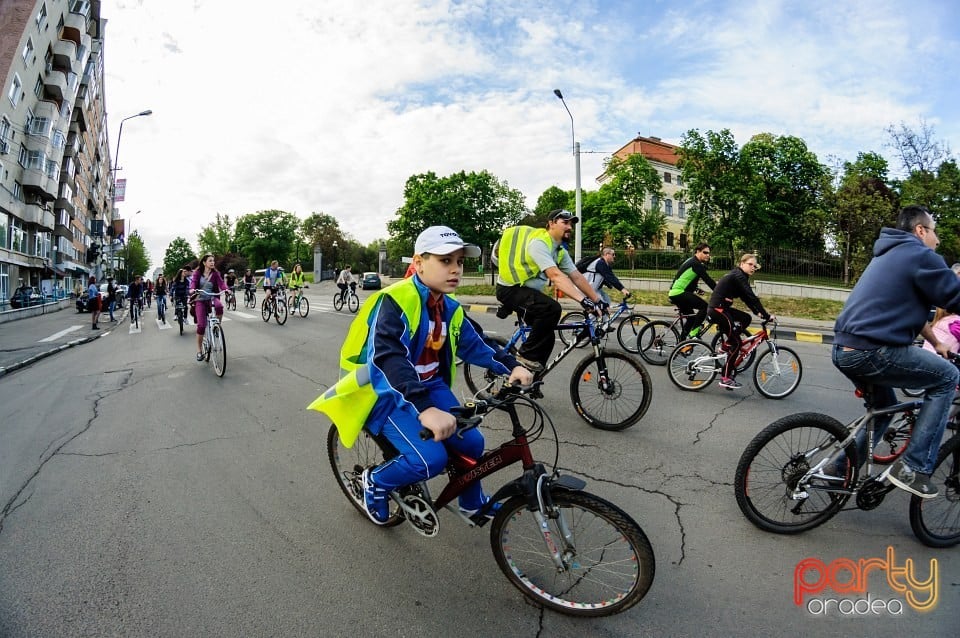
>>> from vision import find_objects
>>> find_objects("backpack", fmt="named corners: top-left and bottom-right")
top-left (576, 255), bottom-right (599, 274)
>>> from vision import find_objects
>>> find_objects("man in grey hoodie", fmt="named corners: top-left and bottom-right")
top-left (833, 205), bottom-right (960, 498)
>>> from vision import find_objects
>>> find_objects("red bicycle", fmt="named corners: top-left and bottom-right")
top-left (326, 384), bottom-right (655, 616)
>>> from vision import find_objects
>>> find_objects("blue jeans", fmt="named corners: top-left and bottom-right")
top-left (832, 344), bottom-right (957, 474)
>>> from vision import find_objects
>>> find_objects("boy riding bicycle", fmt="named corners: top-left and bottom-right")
top-left (309, 226), bottom-right (532, 524)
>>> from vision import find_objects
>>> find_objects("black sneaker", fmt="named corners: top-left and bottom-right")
top-left (886, 460), bottom-right (938, 498)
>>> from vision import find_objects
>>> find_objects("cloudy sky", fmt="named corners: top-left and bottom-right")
top-left (100, 0), bottom-right (960, 266)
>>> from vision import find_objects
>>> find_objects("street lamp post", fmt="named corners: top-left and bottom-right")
top-left (553, 89), bottom-right (582, 263)
top-left (110, 109), bottom-right (152, 284)
top-left (332, 240), bottom-right (338, 273)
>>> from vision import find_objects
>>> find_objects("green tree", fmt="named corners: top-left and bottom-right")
top-left (234, 210), bottom-right (299, 269)
top-left (302, 212), bottom-right (345, 269)
top-left (119, 232), bottom-right (150, 283)
top-left (596, 153), bottom-right (667, 248)
top-left (528, 185), bottom-right (573, 225)
top-left (197, 213), bottom-right (235, 257)
top-left (826, 152), bottom-right (898, 284)
top-left (163, 236), bottom-right (197, 276)
top-left (388, 170), bottom-right (526, 260)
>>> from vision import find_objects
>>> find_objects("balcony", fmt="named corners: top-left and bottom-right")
top-left (55, 193), bottom-right (76, 216)
top-left (21, 168), bottom-right (58, 201)
top-left (43, 70), bottom-right (68, 102)
top-left (63, 132), bottom-right (80, 157)
top-left (21, 203), bottom-right (54, 230)
top-left (71, 107), bottom-right (88, 133)
top-left (41, 208), bottom-right (55, 231)
top-left (23, 131), bottom-right (51, 155)
top-left (62, 12), bottom-right (87, 44)
top-left (54, 221), bottom-right (73, 240)
top-left (52, 39), bottom-right (80, 74)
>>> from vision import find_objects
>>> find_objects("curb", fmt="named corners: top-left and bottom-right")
top-left (0, 314), bottom-right (127, 379)
top-left (461, 302), bottom-right (833, 345)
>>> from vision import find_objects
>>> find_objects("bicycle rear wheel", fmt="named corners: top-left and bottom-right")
top-left (666, 339), bottom-right (717, 391)
top-left (227, 294), bottom-right (236, 311)
top-left (490, 490), bottom-right (655, 617)
top-left (753, 346), bottom-right (802, 399)
top-left (569, 350), bottom-right (652, 430)
top-left (463, 336), bottom-right (512, 399)
top-left (333, 294), bottom-right (344, 311)
top-left (873, 410), bottom-right (913, 464)
top-left (326, 424), bottom-right (404, 527)
top-left (348, 293), bottom-right (359, 313)
top-left (210, 323), bottom-right (226, 377)
top-left (616, 313), bottom-right (650, 353)
top-left (734, 412), bottom-right (856, 534)
top-left (558, 311), bottom-right (589, 348)
top-left (910, 435), bottom-right (960, 547)
top-left (636, 320), bottom-right (679, 366)
top-left (177, 310), bottom-right (184, 335)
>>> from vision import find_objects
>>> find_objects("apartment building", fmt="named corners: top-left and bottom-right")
top-left (605, 135), bottom-right (689, 250)
top-left (0, 0), bottom-right (112, 305)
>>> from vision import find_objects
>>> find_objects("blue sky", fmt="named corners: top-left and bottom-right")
top-left (101, 0), bottom-right (960, 264)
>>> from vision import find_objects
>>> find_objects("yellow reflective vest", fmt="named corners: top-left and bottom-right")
top-left (307, 277), bottom-right (464, 448)
top-left (497, 226), bottom-right (569, 285)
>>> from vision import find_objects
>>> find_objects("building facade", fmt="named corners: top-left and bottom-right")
top-left (0, 0), bottom-right (112, 305)
top-left (606, 135), bottom-right (688, 250)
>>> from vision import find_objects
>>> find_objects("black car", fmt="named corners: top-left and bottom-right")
top-left (361, 272), bottom-right (382, 290)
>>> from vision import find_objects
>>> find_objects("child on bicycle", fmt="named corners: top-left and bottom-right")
top-left (309, 226), bottom-right (533, 524)
top-left (707, 253), bottom-right (774, 390)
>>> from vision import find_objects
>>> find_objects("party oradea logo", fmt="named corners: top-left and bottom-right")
top-left (794, 546), bottom-right (937, 616)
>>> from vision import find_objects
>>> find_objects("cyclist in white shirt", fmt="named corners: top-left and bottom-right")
top-left (336, 265), bottom-right (355, 302)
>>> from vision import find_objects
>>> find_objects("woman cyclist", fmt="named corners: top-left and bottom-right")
top-left (189, 254), bottom-right (229, 361)
top-left (288, 263), bottom-right (306, 306)
top-left (154, 275), bottom-right (168, 324)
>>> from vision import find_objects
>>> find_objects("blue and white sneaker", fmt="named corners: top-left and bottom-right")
top-left (361, 469), bottom-right (391, 525)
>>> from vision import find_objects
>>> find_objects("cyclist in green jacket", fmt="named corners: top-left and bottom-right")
top-left (668, 243), bottom-right (716, 340)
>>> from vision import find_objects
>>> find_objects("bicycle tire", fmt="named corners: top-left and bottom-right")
top-left (227, 294), bottom-right (236, 311)
top-left (326, 424), bottom-right (404, 527)
top-left (636, 320), bottom-right (679, 366)
top-left (333, 294), bottom-right (344, 311)
top-left (261, 298), bottom-right (271, 322)
top-left (734, 412), bottom-right (856, 534)
top-left (909, 434), bottom-right (960, 547)
top-left (274, 297), bottom-right (288, 325)
top-left (297, 296), bottom-right (310, 318)
top-left (210, 323), bottom-right (226, 377)
top-left (569, 350), bottom-right (652, 430)
top-left (558, 311), bottom-right (590, 348)
top-left (490, 490), bottom-right (655, 617)
top-left (752, 346), bottom-right (803, 399)
top-left (132, 303), bottom-right (139, 330)
top-left (616, 313), bottom-right (651, 353)
top-left (666, 339), bottom-right (717, 391)
top-left (873, 411), bottom-right (913, 464)
top-left (246, 291), bottom-right (256, 308)
top-left (710, 332), bottom-right (756, 374)
top-left (157, 300), bottom-right (165, 324)
top-left (348, 293), bottom-right (359, 313)
top-left (462, 336), bottom-right (512, 399)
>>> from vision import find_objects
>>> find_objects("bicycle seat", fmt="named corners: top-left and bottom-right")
top-left (495, 304), bottom-right (513, 320)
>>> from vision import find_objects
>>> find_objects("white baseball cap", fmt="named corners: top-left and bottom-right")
top-left (414, 226), bottom-right (481, 258)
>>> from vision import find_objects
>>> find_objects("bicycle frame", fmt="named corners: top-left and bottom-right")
top-left (504, 310), bottom-right (605, 377)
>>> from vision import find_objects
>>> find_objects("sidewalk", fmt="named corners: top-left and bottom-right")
top-left (452, 294), bottom-right (836, 345)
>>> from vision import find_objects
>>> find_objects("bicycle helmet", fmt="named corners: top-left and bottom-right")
top-left (228, 269), bottom-right (235, 273)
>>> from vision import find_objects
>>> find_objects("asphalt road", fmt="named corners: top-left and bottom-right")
top-left (0, 282), bottom-right (955, 637)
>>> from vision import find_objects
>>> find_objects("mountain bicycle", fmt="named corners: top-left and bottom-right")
top-left (666, 319), bottom-right (802, 399)
top-left (734, 381), bottom-right (960, 547)
top-left (630, 308), bottom-right (719, 366)
top-left (288, 285), bottom-right (310, 318)
top-left (557, 294), bottom-right (650, 350)
top-left (326, 383), bottom-right (655, 616)
top-left (195, 290), bottom-right (227, 377)
top-left (333, 282), bottom-right (359, 313)
top-left (225, 286), bottom-right (237, 311)
top-left (463, 306), bottom-right (652, 430)
top-left (261, 286), bottom-right (288, 325)
top-left (243, 285), bottom-right (256, 308)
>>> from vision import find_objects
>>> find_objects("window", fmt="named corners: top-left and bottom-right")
top-left (34, 75), bottom-right (43, 98)
top-left (22, 38), bottom-right (35, 65)
top-left (0, 117), bottom-right (10, 154)
top-left (18, 145), bottom-right (28, 168)
top-left (8, 74), bottom-right (22, 107)
top-left (10, 219), bottom-right (27, 253)
top-left (676, 174), bottom-right (683, 186)
top-left (45, 159), bottom-right (59, 180)
top-left (678, 201), bottom-right (686, 219)
top-left (70, 1), bottom-right (90, 17)
top-left (13, 182), bottom-right (23, 201)
top-left (28, 116), bottom-right (51, 138)
top-left (0, 263), bottom-right (8, 304)
top-left (663, 171), bottom-right (671, 183)
top-left (651, 195), bottom-right (660, 211)
top-left (679, 233), bottom-right (688, 249)
top-left (36, 3), bottom-right (48, 30)
top-left (26, 150), bottom-right (47, 170)
top-left (665, 199), bottom-right (673, 217)
top-left (666, 232), bottom-right (675, 247)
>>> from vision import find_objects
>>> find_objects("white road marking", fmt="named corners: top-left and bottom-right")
top-left (39, 325), bottom-right (84, 342)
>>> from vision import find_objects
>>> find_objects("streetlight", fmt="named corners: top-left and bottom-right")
top-left (332, 240), bottom-right (338, 273)
top-left (553, 89), bottom-right (582, 263)
top-left (109, 108), bottom-right (152, 284)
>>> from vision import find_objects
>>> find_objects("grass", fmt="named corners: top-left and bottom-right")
top-left (455, 284), bottom-right (843, 322)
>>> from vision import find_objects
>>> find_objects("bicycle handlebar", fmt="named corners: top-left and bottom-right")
top-left (418, 382), bottom-right (544, 440)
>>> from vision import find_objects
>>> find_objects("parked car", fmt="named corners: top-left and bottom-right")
top-left (361, 272), bottom-right (382, 290)
top-left (9, 285), bottom-right (43, 309)
top-left (99, 283), bottom-right (126, 308)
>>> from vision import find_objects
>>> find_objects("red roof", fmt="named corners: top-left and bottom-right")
top-left (612, 136), bottom-right (679, 166)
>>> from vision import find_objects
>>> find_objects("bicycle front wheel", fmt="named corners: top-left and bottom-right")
top-left (636, 320), bottom-right (679, 366)
top-left (333, 294), bottom-right (344, 311)
top-left (490, 490), bottom-right (655, 617)
top-left (297, 296), bottom-right (310, 317)
top-left (558, 311), bottom-right (589, 348)
top-left (348, 293), bottom-right (359, 313)
top-left (274, 298), bottom-right (288, 325)
top-left (666, 339), bottom-right (717, 391)
top-left (734, 412), bottom-right (856, 534)
top-left (910, 435), bottom-right (960, 547)
top-left (616, 313), bottom-right (650, 353)
top-left (210, 323), bottom-right (226, 377)
top-left (326, 424), bottom-right (404, 527)
top-left (569, 350), bottom-right (652, 430)
top-left (462, 336), bottom-right (512, 399)
top-left (753, 346), bottom-right (802, 399)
